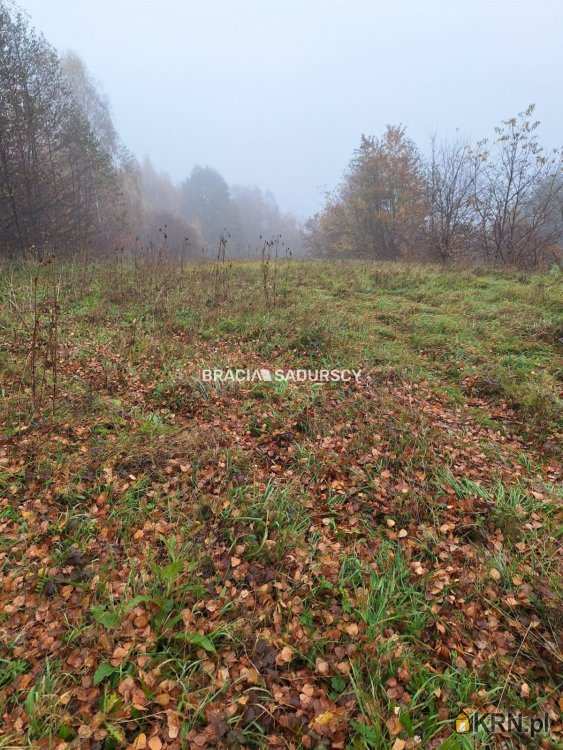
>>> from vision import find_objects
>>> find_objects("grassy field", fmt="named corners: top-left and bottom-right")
top-left (0, 259), bottom-right (561, 749)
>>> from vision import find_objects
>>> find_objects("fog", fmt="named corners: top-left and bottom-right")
top-left (13, 0), bottom-right (563, 218)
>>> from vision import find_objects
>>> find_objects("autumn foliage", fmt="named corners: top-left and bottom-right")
top-left (1, 259), bottom-right (561, 748)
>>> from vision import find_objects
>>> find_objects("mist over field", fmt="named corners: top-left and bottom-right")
top-left (15, 0), bottom-right (563, 219)
top-left (0, 2), bottom-right (562, 748)
top-left (1, 0), bottom-right (561, 262)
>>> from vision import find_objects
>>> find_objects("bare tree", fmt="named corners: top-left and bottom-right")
top-left (426, 136), bottom-right (476, 262)
top-left (472, 105), bottom-right (563, 266)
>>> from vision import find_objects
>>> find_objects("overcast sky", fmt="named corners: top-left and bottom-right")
top-left (18, 0), bottom-right (563, 218)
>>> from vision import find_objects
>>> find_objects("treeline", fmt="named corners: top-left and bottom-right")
top-left (3, 0), bottom-right (561, 267)
top-left (306, 111), bottom-right (563, 267)
top-left (0, 1), bottom-right (302, 259)
top-left (0, 4), bottom-right (122, 257)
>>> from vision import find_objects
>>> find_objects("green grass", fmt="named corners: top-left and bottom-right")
top-left (0, 257), bottom-right (561, 747)
top-left (2, 260), bottom-right (560, 432)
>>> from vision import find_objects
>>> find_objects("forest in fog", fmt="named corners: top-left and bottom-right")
top-left (1, 0), bottom-right (562, 266)
top-left (0, 2), bottom-right (303, 260)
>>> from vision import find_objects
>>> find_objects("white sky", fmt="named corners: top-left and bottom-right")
top-left (17, 0), bottom-right (563, 218)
